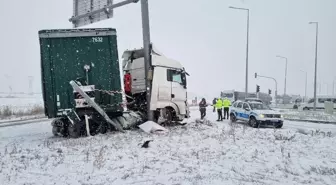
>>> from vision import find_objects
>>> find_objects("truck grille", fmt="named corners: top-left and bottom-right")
top-left (265, 114), bottom-right (281, 118)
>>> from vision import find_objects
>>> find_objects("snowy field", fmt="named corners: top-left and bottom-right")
top-left (278, 109), bottom-right (336, 123)
top-left (0, 95), bottom-right (43, 107)
top-left (0, 96), bottom-right (44, 121)
top-left (1, 107), bottom-right (336, 185)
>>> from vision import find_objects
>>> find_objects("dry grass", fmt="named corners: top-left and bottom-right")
top-left (0, 105), bottom-right (44, 119)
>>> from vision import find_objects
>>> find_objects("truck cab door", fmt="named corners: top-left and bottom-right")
top-left (167, 69), bottom-right (187, 116)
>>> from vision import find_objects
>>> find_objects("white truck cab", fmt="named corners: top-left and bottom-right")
top-left (122, 44), bottom-right (190, 122)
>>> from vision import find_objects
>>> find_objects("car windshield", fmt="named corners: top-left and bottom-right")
top-left (249, 103), bottom-right (270, 110)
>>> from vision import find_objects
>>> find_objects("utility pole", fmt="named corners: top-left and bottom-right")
top-left (309, 21), bottom-right (318, 111)
top-left (140, 0), bottom-right (154, 121)
top-left (229, 6), bottom-right (250, 100)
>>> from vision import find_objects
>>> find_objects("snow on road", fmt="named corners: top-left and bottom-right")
top-left (0, 108), bottom-right (336, 185)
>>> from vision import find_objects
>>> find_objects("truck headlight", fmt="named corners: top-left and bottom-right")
top-left (281, 114), bottom-right (283, 118)
top-left (259, 114), bottom-right (264, 118)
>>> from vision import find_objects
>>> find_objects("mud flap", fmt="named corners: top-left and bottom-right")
top-left (138, 121), bottom-right (168, 134)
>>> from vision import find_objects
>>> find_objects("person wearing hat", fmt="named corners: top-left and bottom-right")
top-left (199, 98), bottom-right (208, 119)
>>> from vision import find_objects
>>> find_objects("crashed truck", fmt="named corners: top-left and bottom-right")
top-left (38, 28), bottom-right (190, 138)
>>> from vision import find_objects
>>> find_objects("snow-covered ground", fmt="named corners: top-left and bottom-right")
top-left (1, 107), bottom-right (336, 185)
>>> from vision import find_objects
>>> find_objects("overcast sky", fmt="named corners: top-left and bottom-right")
top-left (0, 0), bottom-right (335, 99)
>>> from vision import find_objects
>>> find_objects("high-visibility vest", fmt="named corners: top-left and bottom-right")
top-left (215, 99), bottom-right (223, 109)
top-left (223, 99), bottom-right (231, 108)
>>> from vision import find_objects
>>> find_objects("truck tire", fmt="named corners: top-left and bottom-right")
top-left (249, 116), bottom-right (259, 128)
top-left (303, 107), bottom-right (309, 111)
top-left (51, 118), bottom-right (68, 137)
top-left (52, 126), bottom-right (59, 136)
top-left (68, 122), bottom-right (82, 138)
top-left (166, 109), bottom-right (173, 124)
top-left (98, 122), bottom-right (108, 134)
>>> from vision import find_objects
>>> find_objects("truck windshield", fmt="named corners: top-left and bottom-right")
top-left (221, 93), bottom-right (233, 98)
top-left (167, 69), bottom-right (187, 88)
top-left (249, 103), bottom-right (270, 110)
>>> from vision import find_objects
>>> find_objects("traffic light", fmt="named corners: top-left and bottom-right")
top-left (268, 89), bottom-right (271, 95)
top-left (255, 73), bottom-right (257, 78)
top-left (256, 85), bottom-right (260, 93)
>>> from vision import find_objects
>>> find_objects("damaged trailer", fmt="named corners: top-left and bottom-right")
top-left (38, 28), bottom-right (143, 138)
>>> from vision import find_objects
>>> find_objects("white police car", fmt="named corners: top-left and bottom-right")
top-left (229, 100), bottom-right (284, 128)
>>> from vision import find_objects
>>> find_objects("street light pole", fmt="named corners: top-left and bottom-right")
top-left (229, 6), bottom-right (250, 100)
top-left (276, 55), bottom-right (288, 96)
top-left (300, 70), bottom-right (307, 102)
top-left (309, 22), bottom-right (318, 111)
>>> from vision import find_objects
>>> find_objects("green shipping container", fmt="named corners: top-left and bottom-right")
top-left (38, 28), bottom-right (123, 118)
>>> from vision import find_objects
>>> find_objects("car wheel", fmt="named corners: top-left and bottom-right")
top-left (303, 107), bottom-right (309, 111)
top-left (276, 123), bottom-right (283, 128)
top-left (230, 113), bottom-right (237, 122)
top-left (249, 116), bottom-right (259, 128)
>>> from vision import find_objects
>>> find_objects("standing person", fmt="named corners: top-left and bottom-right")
top-left (212, 98), bottom-right (217, 112)
top-left (215, 98), bottom-right (223, 121)
top-left (223, 97), bottom-right (231, 119)
top-left (199, 98), bottom-right (207, 119)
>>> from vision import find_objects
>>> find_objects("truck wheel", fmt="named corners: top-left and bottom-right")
top-left (303, 107), bottom-right (309, 111)
top-left (249, 116), bottom-right (259, 128)
top-left (51, 118), bottom-right (67, 137)
top-left (166, 109), bottom-right (173, 124)
top-left (98, 122), bottom-right (108, 134)
top-left (52, 126), bottom-right (59, 136)
top-left (68, 122), bottom-right (82, 138)
top-left (293, 105), bottom-right (298, 109)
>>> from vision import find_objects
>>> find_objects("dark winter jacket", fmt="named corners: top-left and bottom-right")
top-left (199, 98), bottom-right (208, 110)
top-left (212, 98), bottom-right (217, 105)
